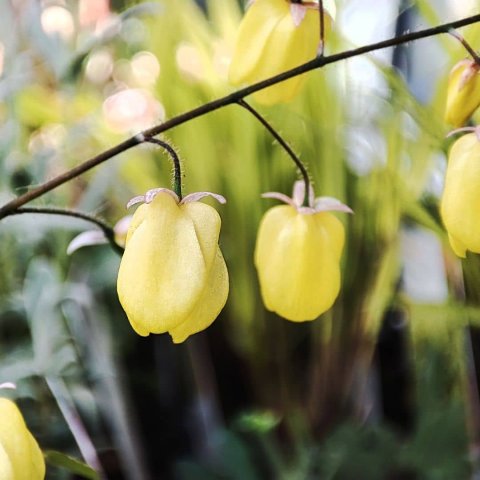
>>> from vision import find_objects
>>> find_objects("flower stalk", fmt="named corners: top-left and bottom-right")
top-left (238, 99), bottom-right (311, 206)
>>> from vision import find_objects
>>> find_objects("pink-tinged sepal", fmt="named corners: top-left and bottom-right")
top-left (290, 4), bottom-right (308, 27)
top-left (262, 180), bottom-right (353, 215)
top-left (181, 192), bottom-right (227, 205)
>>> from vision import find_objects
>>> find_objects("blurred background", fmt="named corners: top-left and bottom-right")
top-left (1, 0), bottom-right (480, 478)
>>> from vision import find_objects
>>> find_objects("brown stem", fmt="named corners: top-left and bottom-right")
top-left (0, 13), bottom-right (479, 218)
top-left (449, 29), bottom-right (480, 65)
top-left (237, 99), bottom-right (310, 206)
top-left (319, 0), bottom-right (325, 56)
top-left (6, 207), bottom-right (124, 255)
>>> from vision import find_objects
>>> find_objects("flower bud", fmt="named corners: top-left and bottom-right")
top-left (445, 59), bottom-right (480, 127)
top-left (117, 189), bottom-right (229, 343)
top-left (254, 181), bottom-right (350, 321)
top-left (0, 398), bottom-right (45, 480)
top-left (229, 0), bottom-right (335, 105)
top-left (440, 132), bottom-right (480, 257)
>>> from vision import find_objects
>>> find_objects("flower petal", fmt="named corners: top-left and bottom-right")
top-left (314, 196), bottom-right (354, 213)
top-left (440, 132), bottom-right (480, 256)
top-left (117, 193), bottom-right (221, 335)
top-left (0, 398), bottom-right (45, 480)
top-left (145, 187), bottom-right (179, 204)
top-left (181, 192), bottom-right (227, 205)
top-left (290, 4), bottom-right (307, 27)
top-left (169, 248), bottom-right (229, 343)
top-left (254, 205), bottom-right (343, 321)
top-left (126, 195), bottom-right (146, 209)
top-left (261, 192), bottom-right (296, 206)
top-left (67, 230), bottom-right (108, 255)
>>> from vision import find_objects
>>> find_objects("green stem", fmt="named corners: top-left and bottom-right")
top-left (144, 137), bottom-right (183, 200)
top-left (237, 99), bottom-right (310, 206)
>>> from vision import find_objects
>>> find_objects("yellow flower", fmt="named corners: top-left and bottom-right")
top-left (445, 59), bottom-right (480, 127)
top-left (254, 181), bottom-right (352, 321)
top-left (117, 188), bottom-right (229, 343)
top-left (0, 397), bottom-right (45, 480)
top-left (229, 0), bottom-right (336, 105)
top-left (440, 131), bottom-right (480, 257)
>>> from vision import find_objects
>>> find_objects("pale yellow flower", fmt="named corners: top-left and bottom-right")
top-left (229, 0), bottom-right (336, 105)
top-left (441, 131), bottom-right (480, 257)
top-left (0, 398), bottom-right (45, 480)
top-left (445, 59), bottom-right (480, 127)
top-left (117, 188), bottom-right (229, 343)
top-left (254, 181), bottom-right (351, 321)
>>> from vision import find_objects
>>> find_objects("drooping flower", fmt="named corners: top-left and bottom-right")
top-left (229, 0), bottom-right (336, 105)
top-left (440, 130), bottom-right (480, 257)
top-left (117, 188), bottom-right (229, 343)
top-left (254, 180), bottom-right (352, 321)
top-left (444, 59), bottom-right (480, 127)
top-left (0, 397), bottom-right (45, 480)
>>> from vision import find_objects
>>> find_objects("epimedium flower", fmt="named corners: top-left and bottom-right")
top-left (440, 129), bottom-right (480, 257)
top-left (229, 0), bottom-right (336, 105)
top-left (445, 59), bottom-right (480, 127)
top-left (0, 393), bottom-right (45, 480)
top-left (254, 180), bottom-right (352, 321)
top-left (117, 188), bottom-right (229, 343)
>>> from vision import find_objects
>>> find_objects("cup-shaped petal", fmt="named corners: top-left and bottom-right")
top-left (0, 398), bottom-right (45, 480)
top-left (229, 0), bottom-right (331, 105)
top-left (445, 60), bottom-right (480, 127)
top-left (117, 192), bottom-right (228, 341)
top-left (441, 133), bottom-right (480, 257)
top-left (255, 205), bottom-right (344, 321)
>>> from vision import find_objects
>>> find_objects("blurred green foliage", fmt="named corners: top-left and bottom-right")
top-left (0, 0), bottom-right (480, 478)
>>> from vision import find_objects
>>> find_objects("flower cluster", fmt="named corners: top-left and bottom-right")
top-left (0, 397), bottom-right (45, 479)
top-left (113, 181), bottom-right (351, 340)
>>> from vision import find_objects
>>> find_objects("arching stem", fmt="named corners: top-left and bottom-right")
top-left (5, 207), bottom-right (124, 255)
top-left (237, 99), bottom-right (310, 207)
top-left (144, 137), bottom-right (183, 200)
top-left (449, 29), bottom-right (480, 65)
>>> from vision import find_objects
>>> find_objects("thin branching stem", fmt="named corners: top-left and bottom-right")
top-left (237, 99), bottom-right (310, 206)
top-left (144, 137), bottom-right (183, 200)
top-left (448, 29), bottom-right (480, 65)
top-left (0, 13), bottom-right (479, 218)
top-left (6, 207), bottom-right (124, 255)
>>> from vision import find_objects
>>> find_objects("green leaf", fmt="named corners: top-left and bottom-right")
top-left (44, 451), bottom-right (100, 479)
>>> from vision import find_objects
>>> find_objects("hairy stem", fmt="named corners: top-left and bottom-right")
top-left (144, 137), bottom-right (183, 200)
top-left (237, 99), bottom-right (310, 206)
top-left (0, 13), bottom-right (479, 218)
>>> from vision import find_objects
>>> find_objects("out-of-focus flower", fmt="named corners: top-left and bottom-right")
top-left (440, 131), bottom-right (480, 257)
top-left (254, 180), bottom-right (351, 321)
top-left (229, 0), bottom-right (336, 105)
top-left (445, 59), bottom-right (480, 127)
top-left (67, 215), bottom-right (132, 254)
top-left (0, 397), bottom-right (45, 480)
top-left (117, 188), bottom-right (229, 343)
